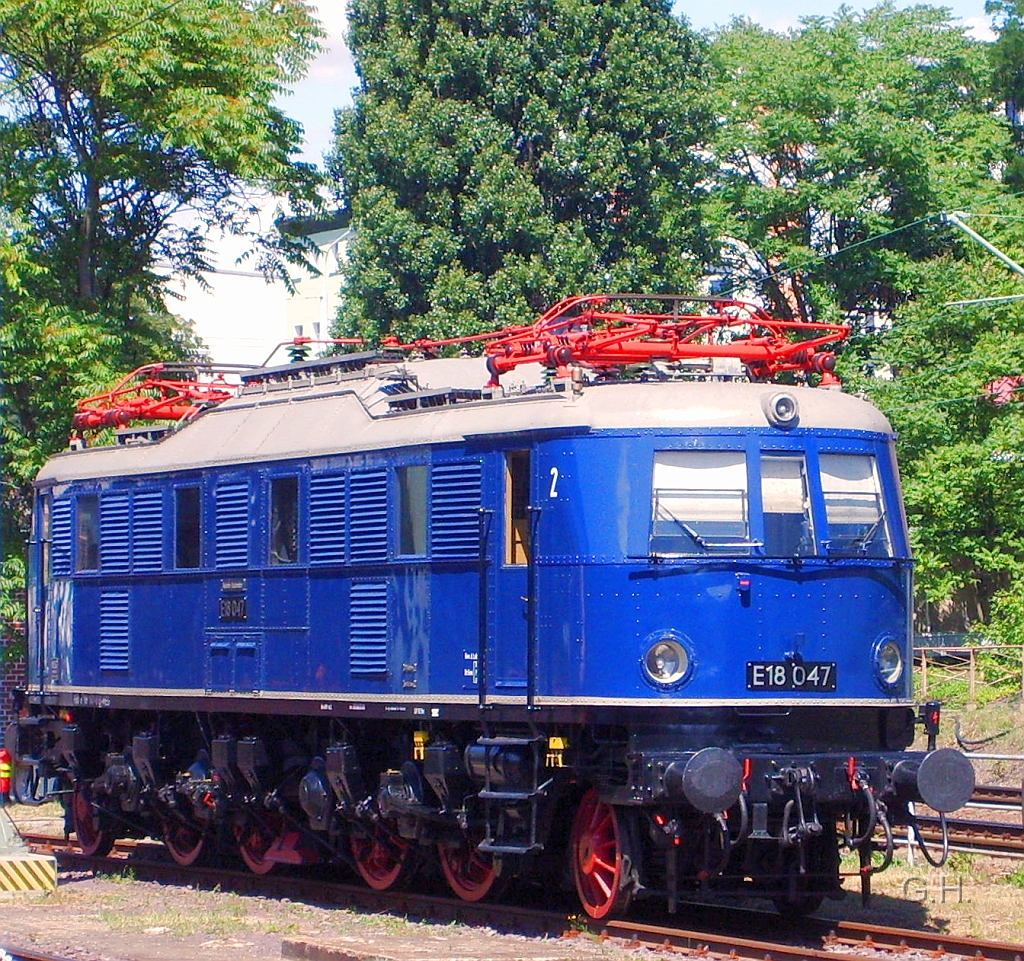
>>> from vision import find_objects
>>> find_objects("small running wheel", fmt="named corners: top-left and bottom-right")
top-left (571, 788), bottom-right (634, 919)
top-left (437, 840), bottom-right (501, 902)
top-left (233, 812), bottom-right (283, 875)
top-left (12, 760), bottom-right (50, 805)
top-left (71, 781), bottom-right (115, 857)
top-left (350, 823), bottom-right (412, 891)
top-left (163, 816), bottom-right (207, 866)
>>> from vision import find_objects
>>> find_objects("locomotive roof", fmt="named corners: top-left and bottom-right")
top-left (37, 357), bottom-right (894, 485)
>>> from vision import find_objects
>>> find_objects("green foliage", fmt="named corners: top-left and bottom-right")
top-left (707, 5), bottom-right (1008, 320)
top-left (330, 0), bottom-right (714, 342)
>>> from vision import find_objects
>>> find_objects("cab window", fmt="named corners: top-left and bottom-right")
top-left (760, 454), bottom-right (814, 557)
top-left (820, 453), bottom-right (891, 556)
top-left (650, 451), bottom-right (751, 555)
top-left (505, 451), bottom-right (530, 565)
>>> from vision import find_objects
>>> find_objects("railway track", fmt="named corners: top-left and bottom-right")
top-left (18, 831), bottom-right (1024, 961)
top-left (914, 817), bottom-right (1024, 857)
top-left (969, 783), bottom-right (1023, 810)
top-left (909, 782), bottom-right (1024, 858)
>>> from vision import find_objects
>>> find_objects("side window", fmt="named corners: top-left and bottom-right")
top-left (760, 454), bottom-right (814, 557)
top-left (76, 494), bottom-right (100, 571)
top-left (651, 451), bottom-right (750, 555)
top-left (270, 477), bottom-right (299, 565)
top-left (505, 451), bottom-right (530, 565)
top-left (820, 453), bottom-right (891, 557)
top-left (397, 465), bottom-right (428, 556)
top-left (175, 487), bottom-right (201, 569)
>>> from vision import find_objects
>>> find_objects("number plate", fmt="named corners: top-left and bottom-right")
top-left (746, 661), bottom-right (836, 691)
top-left (219, 596), bottom-right (247, 622)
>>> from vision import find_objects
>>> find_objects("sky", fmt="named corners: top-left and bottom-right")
top-left (282, 0), bottom-right (998, 168)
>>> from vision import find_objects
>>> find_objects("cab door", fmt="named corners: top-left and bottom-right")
top-left (488, 449), bottom-right (532, 698)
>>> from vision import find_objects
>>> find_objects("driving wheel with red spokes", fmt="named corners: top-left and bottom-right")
top-left (350, 823), bottom-right (412, 891)
top-left (163, 816), bottom-right (207, 866)
top-left (570, 788), bottom-right (634, 919)
top-left (437, 840), bottom-right (502, 902)
top-left (71, 781), bottom-right (115, 857)
top-left (233, 812), bottom-right (284, 875)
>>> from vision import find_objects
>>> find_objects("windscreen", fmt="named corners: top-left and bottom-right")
top-left (819, 453), bottom-right (891, 557)
top-left (650, 451), bottom-right (752, 555)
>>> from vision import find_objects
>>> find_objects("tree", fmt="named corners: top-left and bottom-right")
top-left (329, 0), bottom-right (713, 342)
top-left (0, 0), bottom-right (324, 315)
top-left (707, 5), bottom-right (1008, 323)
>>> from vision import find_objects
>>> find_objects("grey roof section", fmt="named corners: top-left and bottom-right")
top-left (37, 357), bottom-right (894, 486)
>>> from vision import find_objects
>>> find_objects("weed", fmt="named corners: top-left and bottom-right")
top-left (945, 851), bottom-right (975, 876)
top-left (97, 868), bottom-right (136, 884)
top-left (1001, 865), bottom-right (1024, 889)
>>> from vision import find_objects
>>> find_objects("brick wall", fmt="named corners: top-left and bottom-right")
top-left (1, 655), bottom-right (26, 732)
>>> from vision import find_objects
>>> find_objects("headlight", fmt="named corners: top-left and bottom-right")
top-left (875, 638), bottom-right (904, 688)
top-left (642, 635), bottom-right (690, 688)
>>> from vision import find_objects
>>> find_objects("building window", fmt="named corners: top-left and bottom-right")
top-left (76, 494), bottom-right (100, 571)
top-left (175, 487), bottom-right (201, 569)
top-left (397, 465), bottom-right (428, 556)
top-left (505, 451), bottom-right (530, 565)
top-left (270, 477), bottom-right (299, 564)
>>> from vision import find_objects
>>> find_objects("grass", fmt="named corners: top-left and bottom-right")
top-left (99, 901), bottom-right (248, 937)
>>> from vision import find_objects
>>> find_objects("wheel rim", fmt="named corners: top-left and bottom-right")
top-left (571, 788), bottom-right (631, 919)
top-left (437, 841), bottom-right (498, 902)
top-left (164, 817), bottom-right (206, 867)
top-left (234, 814), bottom-right (281, 875)
top-left (72, 783), bottom-right (114, 857)
top-left (350, 824), bottom-right (410, 891)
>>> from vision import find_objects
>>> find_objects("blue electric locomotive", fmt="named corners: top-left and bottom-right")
top-left (10, 295), bottom-right (974, 919)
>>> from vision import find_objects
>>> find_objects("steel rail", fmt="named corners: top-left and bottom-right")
top-left (22, 833), bottom-right (1024, 961)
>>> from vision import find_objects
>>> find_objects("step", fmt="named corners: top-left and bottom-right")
top-left (477, 841), bottom-right (544, 855)
top-left (476, 736), bottom-right (543, 747)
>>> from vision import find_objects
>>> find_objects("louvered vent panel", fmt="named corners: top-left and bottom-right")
top-left (100, 493), bottom-right (131, 572)
top-left (99, 591), bottom-right (131, 671)
top-left (309, 474), bottom-right (347, 565)
top-left (349, 470), bottom-right (388, 562)
top-left (51, 499), bottom-right (72, 576)
top-left (349, 580), bottom-right (389, 676)
top-left (215, 482), bottom-right (250, 569)
top-left (133, 490), bottom-right (163, 573)
top-left (431, 462), bottom-right (482, 558)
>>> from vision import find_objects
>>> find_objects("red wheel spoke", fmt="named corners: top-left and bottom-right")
top-left (352, 823), bottom-right (410, 891)
top-left (438, 841), bottom-right (499, 902)
top-left (571, 789), bottom-right (633, 920)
